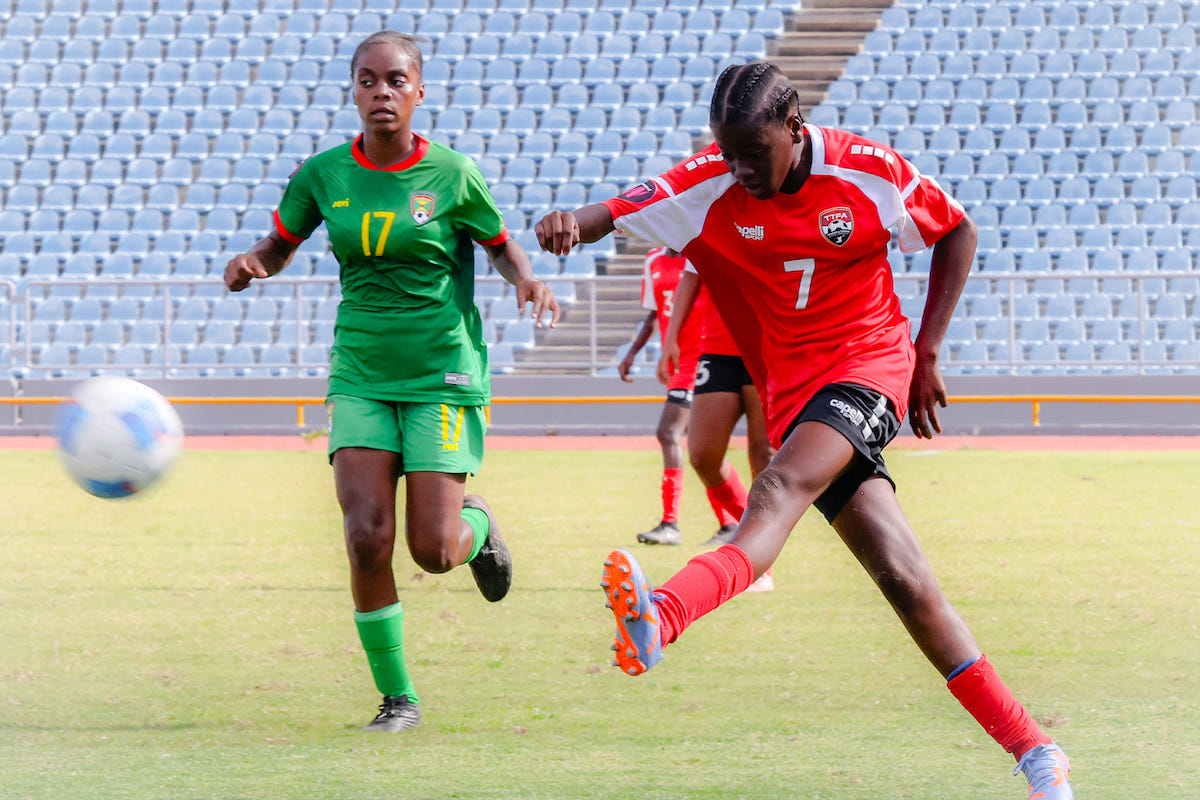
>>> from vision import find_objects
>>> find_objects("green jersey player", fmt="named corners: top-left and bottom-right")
top-left (224, 30), bottom-right (560, 732)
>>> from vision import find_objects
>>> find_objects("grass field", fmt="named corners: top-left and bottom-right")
top-left (2, 441), bottom-right (1199, 799)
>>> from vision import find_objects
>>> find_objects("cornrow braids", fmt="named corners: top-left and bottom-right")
top-left (350, 30), bottom-right (425, 78)
top-left (710, 61), bottom-right (801, 128)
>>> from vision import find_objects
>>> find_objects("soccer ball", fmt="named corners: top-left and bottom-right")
top-left (55, 376), bottom-right (184, 499)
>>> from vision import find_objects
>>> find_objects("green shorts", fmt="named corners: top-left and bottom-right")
top-left (326, 394), bottom-right (488, 474)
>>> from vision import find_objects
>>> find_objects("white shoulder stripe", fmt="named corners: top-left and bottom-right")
top-left (807, 125), bottom-right (926, 253)
top-left (613, 173), bottom-right (735, 252)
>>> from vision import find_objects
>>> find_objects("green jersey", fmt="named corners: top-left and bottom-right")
top-left (275, 134), bottom-right (507, 405)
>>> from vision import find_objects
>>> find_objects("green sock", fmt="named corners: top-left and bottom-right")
top-left (462, 507), bottom-right (489, 562)
top-left (355, 603), bottom-right (419, 704)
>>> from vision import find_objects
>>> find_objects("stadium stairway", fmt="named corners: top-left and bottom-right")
top-left (515, 0), bottom-right (889, 373)
top-left (775, 0), bottom-right (894, 111)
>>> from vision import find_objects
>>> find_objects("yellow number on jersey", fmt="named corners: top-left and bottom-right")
top-left (361, 211), bottom-right (396, 256)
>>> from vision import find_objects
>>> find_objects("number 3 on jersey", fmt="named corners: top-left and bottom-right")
top-left (361, 211), bottom-right (396, 256)
top-left (784, 258), bottom-right (816, 310)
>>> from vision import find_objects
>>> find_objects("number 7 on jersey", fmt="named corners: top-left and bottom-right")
top-left (784, 258), bottom-right (816, 310)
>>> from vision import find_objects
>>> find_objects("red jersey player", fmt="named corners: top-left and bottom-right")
top-left (536, 61), bottom-right (1072, 800)
top-left (618, 247), bottom-right (746, 545)
top-left (658, 265), bottom-right (776, 591)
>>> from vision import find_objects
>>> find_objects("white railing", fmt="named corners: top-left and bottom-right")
top-left (4, 271), bottom-right (1199, 378)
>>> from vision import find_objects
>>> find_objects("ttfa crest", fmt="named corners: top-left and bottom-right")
top-left (410, 193), bottom-right (436, 225)
top-left (819, 207), bottom-right (853, 246)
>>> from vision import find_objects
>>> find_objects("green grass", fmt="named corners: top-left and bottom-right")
top-left (2, 444), bottom-right (1198, 798)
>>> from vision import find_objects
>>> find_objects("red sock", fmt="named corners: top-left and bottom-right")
top-left (947, 655), bottom-right (1052, 760)
top-left (660, 467), bottom-right (684, 524)
top-left (654, 544), bottom-right (755, 645)
top-left (705, 470), bottom-right (747, 527)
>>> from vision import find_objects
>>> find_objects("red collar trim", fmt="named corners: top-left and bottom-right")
top-left (351, 134), bottom-right (429, 171)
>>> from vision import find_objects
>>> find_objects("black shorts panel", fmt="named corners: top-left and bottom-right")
top-left (665, 387), bottom-right (694, 408)
top-left (782, 383), bottom-right (901, 523)
top-left (694, 354), bottom-right (753, 395)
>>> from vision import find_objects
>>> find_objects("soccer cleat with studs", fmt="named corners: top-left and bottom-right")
top-left (1014, 743), bottom-right (1073, 800)
top-left (362, 695), bottom-right (422, 732)
top-left (636, 520), bottom-right (681, 546)
top-left (700, 523), bottom-right (738, 547)
top-left (464, 494), bottom-right (512, 602)
top-left (600, 549), bottom-right (663, 676)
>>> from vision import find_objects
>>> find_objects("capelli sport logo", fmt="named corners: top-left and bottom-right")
top-left (819, 207), bottom-right (853, 246)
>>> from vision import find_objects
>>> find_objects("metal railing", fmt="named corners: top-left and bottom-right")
top-left (5, 393), bottom-right (1200, 431)
top-left (3, 270), bottom-right (1199, 378)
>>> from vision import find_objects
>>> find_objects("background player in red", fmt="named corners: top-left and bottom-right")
top-left (658, 266), bottom-right (776, 590)
top-left (618, 247), bottom-right (748, 546)
top-left (659, 266), bottom-right (773, 548)
top-left (536, 61), bottom-right (1073, 799)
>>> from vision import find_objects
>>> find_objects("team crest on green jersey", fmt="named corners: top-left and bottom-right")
top-left (410, 193), bottom-right (436, 225)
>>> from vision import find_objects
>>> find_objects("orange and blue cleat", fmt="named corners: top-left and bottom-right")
top-left (1015, 743), bottom-right (1073, 800)
top-left (600, 549), bottom-right (663, 676)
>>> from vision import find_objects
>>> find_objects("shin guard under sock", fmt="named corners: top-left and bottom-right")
top-left (355, 603), bottom-right (419, 703)
top-left (947, 654), bottom-right (1051, 759)
top-left (705, 470), bottom-right (748, 527)
top-left (661, 467), bottom-right (684, 524)
top-left (654, 544), bottom-right (755, 646)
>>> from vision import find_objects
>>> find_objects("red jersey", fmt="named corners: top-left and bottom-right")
top-left (683, 262), bottom-right (740, 357)
top-left (641, 247), bottom-right (707, 390)
top-left (605, 125), bottom-right (965, 446)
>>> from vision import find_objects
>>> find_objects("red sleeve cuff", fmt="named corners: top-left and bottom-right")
top-left (273, 209), bottom-right (305, 245)
top-left (475, 228), bottom-right (509, 247)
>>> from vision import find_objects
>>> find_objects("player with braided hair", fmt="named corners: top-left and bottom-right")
top-left (536, 60), bottom-right (1072, 799)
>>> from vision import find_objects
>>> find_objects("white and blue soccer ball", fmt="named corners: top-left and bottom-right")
top-left (55, 376), bottom-right (184, 499)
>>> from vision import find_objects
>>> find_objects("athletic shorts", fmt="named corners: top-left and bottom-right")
top-left (326, 394), bottom-right (487, 474)
top-left (665, 387), bottom-right (694, 408)
top-left (694, 353), bottom-right (754, 395)
top-left (781, 383), bottom-right (901, 523)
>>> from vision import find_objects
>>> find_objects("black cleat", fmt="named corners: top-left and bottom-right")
top-left (363, 695), bottom-right (422, 732)
top-left (464, 494), bottom-right (512, 602)
top-left (700, 523), bottom-right (738, 547)
top-left (636, 520), bottom-right (681, 545)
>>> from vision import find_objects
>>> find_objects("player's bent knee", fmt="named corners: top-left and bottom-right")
top-left (407, 537), bottom-right (459, 574)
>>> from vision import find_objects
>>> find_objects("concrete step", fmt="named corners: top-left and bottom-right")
top-left (784, 10), bottom-right (884, 32)
top-left (801, 0), bottom-right (892, 9)
top-left (774, 55), bottom-right (855, 82)
top-left (774, 32), bottom-right (865, 57)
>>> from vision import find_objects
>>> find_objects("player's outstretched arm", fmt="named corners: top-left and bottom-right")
top-left (223, 231), bottom-right (298, 292)
top-left (909, 213), bottom-right (977, 438)
top-left (484, 239), bottom-right (560, 329)
top-left (534, 203), bottom-right (617, 256)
